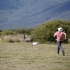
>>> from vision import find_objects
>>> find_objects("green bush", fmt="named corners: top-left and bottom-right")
top-left (14, 28), bottom-right (26, 34)
top-left (31, 20), bottom-right (70, 43)
top-left (1, 30), bottom-right (14, 35)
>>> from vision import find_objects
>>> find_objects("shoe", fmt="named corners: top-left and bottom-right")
top-left (57, 50), bottom-right (59, 55)
top-left (57, 52), bottom-right (59, 55)
top-left (63, 52), bottom-right (65, 56)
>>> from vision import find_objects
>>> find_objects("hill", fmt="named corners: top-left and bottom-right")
top-left (0, 0), bottom-right (70, 29)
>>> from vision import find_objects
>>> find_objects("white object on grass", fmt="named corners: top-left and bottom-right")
top-left (32, 42), bottom-right (38, 46)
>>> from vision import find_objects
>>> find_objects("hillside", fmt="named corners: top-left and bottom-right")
top-left (0, 0), bottom-right (70, 29)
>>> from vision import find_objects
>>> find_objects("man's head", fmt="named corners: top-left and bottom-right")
top-left (58, 27), bottom-right (63, 31)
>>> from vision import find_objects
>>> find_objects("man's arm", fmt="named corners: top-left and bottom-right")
top-left (54, 32), bottom-right (57, 37)
top-left (64, 33), bottom-right (66, 40)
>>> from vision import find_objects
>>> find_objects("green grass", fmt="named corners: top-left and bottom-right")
top-left (0, 42), bottom-right (70, 70)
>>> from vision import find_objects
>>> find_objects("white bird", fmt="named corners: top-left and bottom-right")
top-left (32, 42), bottom-right (38, 46)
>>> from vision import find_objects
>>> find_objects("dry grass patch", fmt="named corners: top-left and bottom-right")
top-left (0, 42), bottom-right (70, 70)
top-left (0, 34), bottom-right (24, 42)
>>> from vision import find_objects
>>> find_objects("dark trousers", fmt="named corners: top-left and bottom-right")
top-left (57, 41), bottom-right (65, 54)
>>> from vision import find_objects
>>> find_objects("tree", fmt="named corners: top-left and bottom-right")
top-left (31, 20), bottom-right (70, 43)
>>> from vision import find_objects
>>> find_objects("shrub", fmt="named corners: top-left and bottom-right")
top-left (31, 20), bottom-right (70, 43)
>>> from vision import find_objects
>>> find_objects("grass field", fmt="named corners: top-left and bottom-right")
top-left (0, 42), bottom-right (70, 70)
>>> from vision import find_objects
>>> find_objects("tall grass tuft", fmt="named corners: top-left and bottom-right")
top-left (0, 34), bottom-right (25, 43)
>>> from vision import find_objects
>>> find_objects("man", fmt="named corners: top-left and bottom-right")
top-left (54, 27), bottom-right (66, 56)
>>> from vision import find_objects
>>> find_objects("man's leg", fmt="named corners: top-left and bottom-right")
top-left (59, 41), bottom-right (65, 56)
top-left (57, 45), bottom-right (60, 54)
top-left (57, 41), bottom-right (65, 56)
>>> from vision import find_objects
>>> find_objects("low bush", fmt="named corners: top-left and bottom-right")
top-left (31, 20), bottom-right (70, 43)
